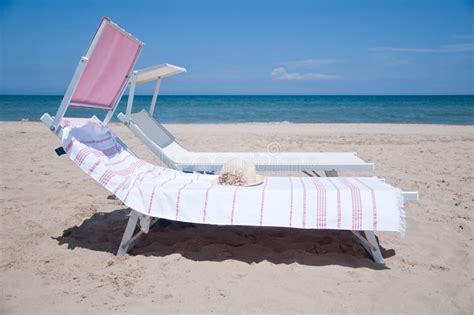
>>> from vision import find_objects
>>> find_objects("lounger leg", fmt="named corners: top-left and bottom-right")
top-left (117, 210), bottom-right (140, 256)
top-left (352, 231), bottom-right (384, 264)
top-left (364, 231), bottom-right (384, 264)
top-left (351, 231), bottom-right (373, 253)
top-left (117, 211), bottom-right (161, 256)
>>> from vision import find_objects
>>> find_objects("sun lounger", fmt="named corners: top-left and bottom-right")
top-left (117, 64), bottom-right (374, 174)
top-left (41, 17), bottom-right (418, 264)
top-left (51, 117), bottom-right (417, 264)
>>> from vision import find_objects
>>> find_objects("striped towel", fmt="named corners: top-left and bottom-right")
top-left (60, 119), bottom-right (405, 234)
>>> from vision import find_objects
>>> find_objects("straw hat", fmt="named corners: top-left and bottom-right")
top-left (217, 158), bottom-right (264, 187)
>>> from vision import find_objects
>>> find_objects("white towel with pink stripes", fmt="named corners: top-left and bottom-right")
top-left (60, 119), bottom-right (405, 234)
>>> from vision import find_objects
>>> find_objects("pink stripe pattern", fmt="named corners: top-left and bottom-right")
top-left (327, 178), bottom-right (342, 229)
top-left (115, 160), bottom-right (147, 176)
top-left (311, 178), bottom-right (327, 228)
top-left (123, 167), bottom-right (154, 201)
top-left (60, 121), bottom-right (403, 234)
top-left (113, 176), bottom-right (130, 195)
top-left (354, 178), bottom-right (378, 230)
top-left (64, 141), bottom-right (74, 153)
top-left (159, 172), bottom-right (177, 188)
top-left (98, 170), bottom-right (114, 186)
top-left (175, 179), bottom-right (194, 220)
top-left (202, 184), bottom-right (214, 223)
top-left (74, 148), bottom-right (91, 166)
top-left (340, 178), bottom-right (363, 230)
top-left (105, 154), bottom-right (131, 166)
top-left (139, 167), bottom-right (160, 200)
top-left (123, 177), bottom-right (139, 203)
top-left (299, 178), bottom-right (307, 228)
top-left (87, 160), bottom-right (101, 175)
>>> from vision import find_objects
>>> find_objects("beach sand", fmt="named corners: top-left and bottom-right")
top-left (1, 122), bottom-right (472, 313)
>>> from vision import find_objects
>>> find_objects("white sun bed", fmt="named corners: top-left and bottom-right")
top-left (41, 17), bottom-right (418, 265)
top-left (59, 117), bottom-right (416, 264)
top-left (117, 64), bottom-right (374, 174)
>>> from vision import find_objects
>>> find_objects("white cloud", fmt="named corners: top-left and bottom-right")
top-left (271, 67), bottom-right (340, 81)
top-left (369, 43), bottom-right (474, 53)
top-left (281, 58), bottom-right (340, 68)
top-left (272, 58), bottom-right (341, 81)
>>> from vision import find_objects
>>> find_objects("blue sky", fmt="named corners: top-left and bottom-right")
top-left (0, 0), bottom-right (473, 95)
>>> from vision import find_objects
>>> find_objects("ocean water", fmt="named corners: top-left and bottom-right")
top-left (0, 95), bottom-right (473, 124)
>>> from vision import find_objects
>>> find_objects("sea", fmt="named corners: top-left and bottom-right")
top-left (0, 95), bottom-right (473, 125)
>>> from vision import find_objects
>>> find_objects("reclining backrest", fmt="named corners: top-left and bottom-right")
top-left (46, 17), bottom-right (144, 132)
top-left (130, 110), bottom-right (176, 148)
top-left (70, 17), bottom-right (143, 110)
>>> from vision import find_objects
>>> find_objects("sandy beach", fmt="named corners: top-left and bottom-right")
top-left (0, 121), bottom-right (472, 313)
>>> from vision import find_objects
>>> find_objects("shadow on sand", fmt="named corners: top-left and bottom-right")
top-left (54, 208), bottom-right (395, 270)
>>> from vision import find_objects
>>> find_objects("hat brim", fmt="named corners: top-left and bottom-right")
top-left (243, 174), bottom-right (265, 187)
top-left (216, 175), bottom-right (265, 187)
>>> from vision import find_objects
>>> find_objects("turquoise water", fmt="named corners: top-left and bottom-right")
top-left (0, 95), bottom-right (473, 124)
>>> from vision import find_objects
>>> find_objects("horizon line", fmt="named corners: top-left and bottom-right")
top-left (1, 94), bottom-right (474, 97)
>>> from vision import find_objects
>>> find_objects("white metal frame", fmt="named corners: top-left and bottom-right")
top-left (45, 119), bottom-right (417, 264)
top-left (149, 79), bottom-right (162, 116)
top-left (41, 17), bottom-right (144, 133)
top-left (117, 183), bottom-right (417, 264)
top-left (117, 64), bottom-right (375, 173)
top-left (117, 167), bottom-right (418, 264)
top-left (117, 110), bottom-right (376, 173)
top-left (124, 63), bottom-right (186, 123)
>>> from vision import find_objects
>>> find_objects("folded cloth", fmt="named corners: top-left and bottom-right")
top-left (60, 119), bottom-right (405, 234)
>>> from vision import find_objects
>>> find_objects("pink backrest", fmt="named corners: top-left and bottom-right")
top-left (70, 18), bottom-right (143, 110)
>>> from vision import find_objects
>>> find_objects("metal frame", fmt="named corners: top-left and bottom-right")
top-left (125, 71), bottom-right (139, 122)
top-left (117, 66), bottom-right (375, 173)
top-left (116, 167), bottom-right (417, 264)
top-left (117, 63), bottom-right (377, 173)
top-left (117, 194), bottom-right (417, 264)
top-left (117, 115), bottom-right (375, 173)
top-left (117, 211), bottom-right (160, 256)
top-left (118, 113), bottom-right (377, 172)
top-left (124, 63), bottom-right (186, 123)
top-left (149, 79), bottom-right (162, 116)
top-left (41, 17), bottom-right (143, 133)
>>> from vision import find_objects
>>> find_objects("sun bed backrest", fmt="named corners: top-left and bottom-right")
top-left (130, 110), bottom-right (176, 148)
top-left (46, 17), bottom-right (143, 133)
top-left (70, 18), bottom-right (143, 110)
